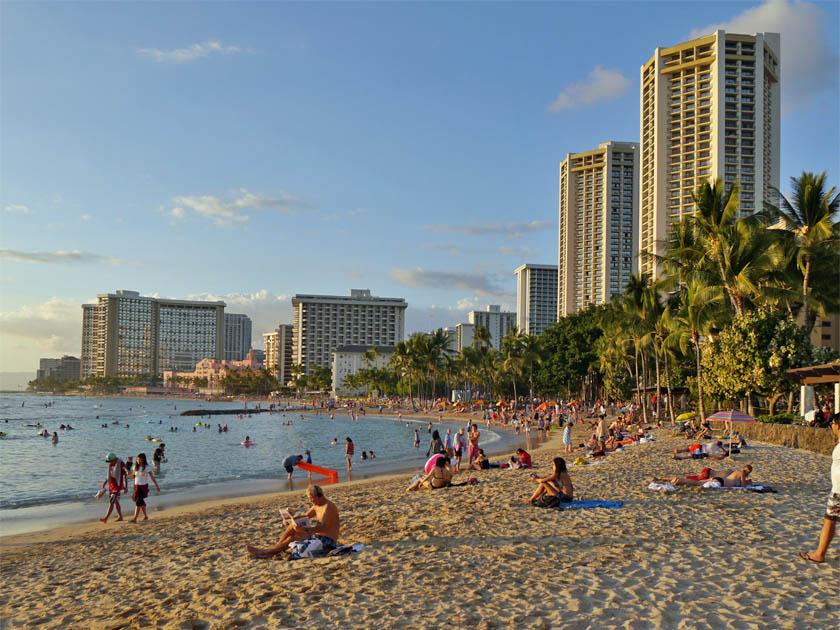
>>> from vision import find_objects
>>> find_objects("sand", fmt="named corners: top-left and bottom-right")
top-left (1, 424), bottom-right (838, 630)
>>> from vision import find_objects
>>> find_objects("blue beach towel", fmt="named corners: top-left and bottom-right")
top-left (557, 500), bottom-right (623, 510)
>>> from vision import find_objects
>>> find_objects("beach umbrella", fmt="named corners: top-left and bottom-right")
top-left (676, 411), bottom-right (696, 421)
top-left (535, 402), bottom-right (548, 411)
top-left (706, 410), bottom-right (757, 457)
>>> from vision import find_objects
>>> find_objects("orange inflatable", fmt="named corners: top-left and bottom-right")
top-left (296, 462), bottom-right (339, 481)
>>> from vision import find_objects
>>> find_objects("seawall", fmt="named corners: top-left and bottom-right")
top-left (736, 422), bottom-right (836, 457)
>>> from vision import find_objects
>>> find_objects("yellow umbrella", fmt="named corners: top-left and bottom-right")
top-left (676, 411), bottom-right (695, 421)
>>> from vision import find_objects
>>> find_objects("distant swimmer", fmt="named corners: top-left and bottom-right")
top-left (51, 432), bottom-right (59, 444)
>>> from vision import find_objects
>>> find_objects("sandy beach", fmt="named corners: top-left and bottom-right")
top-left (1, 424), bottom-right (838, 630)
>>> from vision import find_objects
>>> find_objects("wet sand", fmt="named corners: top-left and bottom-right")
top-left (1, 426), bottom-right (838, 629)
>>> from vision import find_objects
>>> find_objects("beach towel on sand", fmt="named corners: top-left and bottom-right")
top-left (554, 500), bottom-right (623, 510)
top-left (648, 483), bottom-right (676, 492)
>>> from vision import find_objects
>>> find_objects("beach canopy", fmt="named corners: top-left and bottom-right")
top-left (706, 410), bottom-right (757, 423)
top-left (535, 402), bottom-right (548, 411)
top-left (676, 411), bottom-right (696, 421)
top-left (706, 410), bottom-right (757, 459)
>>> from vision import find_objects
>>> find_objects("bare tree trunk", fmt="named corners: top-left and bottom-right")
top-left (640, 351), bottom-right (649, 423)
top-left (803, 257), bottom-right (813, 335)
top-left (653, 341), bottom-right (662, 423)
top-left (768, 392), bottom-right (783, 417)
top-left (694, 332), bottom-right (706, 419)
top-left (664, 349), bottom-right (675, 425)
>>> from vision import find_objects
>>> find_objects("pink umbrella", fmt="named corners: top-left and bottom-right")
top-left (706, 410), bottom-right (757, 456)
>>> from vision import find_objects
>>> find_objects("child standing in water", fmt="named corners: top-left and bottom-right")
top-left (413, 428), bottom-right (420, 448)
top-left (129, 453), bottom-right (160, 523)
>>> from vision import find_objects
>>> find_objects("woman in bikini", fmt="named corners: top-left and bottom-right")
top-left (527, 457), bottom-right (573, 504)
top-left (407, 457), bottom-right (452, 490)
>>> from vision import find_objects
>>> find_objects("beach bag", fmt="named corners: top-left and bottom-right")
top-left (289, 536), bottom-right (328, 560)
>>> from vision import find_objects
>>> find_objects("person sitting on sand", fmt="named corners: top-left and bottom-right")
top-left (245, 485), bottom-right (340, 559)
top-left (695, 420), bottom-right (713, 440)
top-left (665, 464), bottom-right (753, 487)
top-left (527, 457), bottom-right (573, 504)
top-left (514, 448), bottom-right (532, 469)
top-left (468, 448), bottom-right (491, 470)
top-left (407, 456), bottom-right (453, 490)
top-left (673, 441), bottom-right (726, 460)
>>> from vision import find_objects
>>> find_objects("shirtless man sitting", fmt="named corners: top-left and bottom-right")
top-left (245, 485), bottom-right (340, 558)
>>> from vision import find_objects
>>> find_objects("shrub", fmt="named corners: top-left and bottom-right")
top-left (756, 413), bottom-right (799, 425)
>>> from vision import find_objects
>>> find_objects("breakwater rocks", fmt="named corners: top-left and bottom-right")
top-left (737, 422), bottom-right (836, 457)
top-left (180, 408), bottom-right (270, 417)
top-left (179, 407), bottom-right (309, 417)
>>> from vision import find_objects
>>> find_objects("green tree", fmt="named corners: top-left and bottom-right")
top-left (701, 308), bottom-right (813, 415)
top-left (762, 171), bottom-right (840, 334)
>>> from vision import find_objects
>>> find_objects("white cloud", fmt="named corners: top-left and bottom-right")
top-left (0, 250), bottom-right (126, 265)
top-left (81, 214), bottom-right (92, 222)
top-left (166, 188), bottom-right (309, 227)
top-left (348, 208), bottom-right (367, 216)
top-left (184, 290), bottom-right (293, 347)
top-left (420, 243), bottom-right (540, 257)
top-left (690, 0), bottom-right (838, 113)
top-left (548, 66), bottom-right (632, 111)
top-left (3, 204), bottom-right (30, 214)
top-left (138, 41), bottom-right (250, 63)
top-left (423, 219), bottom-right (554, 239)
top-left (389, 268), bottom-right (512, 297)
top-left (0, 297), bottom-right (86, 370)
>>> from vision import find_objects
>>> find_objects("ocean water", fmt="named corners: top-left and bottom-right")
top-left (0, 394), bottom-right (521, 533)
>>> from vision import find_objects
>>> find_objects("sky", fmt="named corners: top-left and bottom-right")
top-left (1, 0), bottom-right (838, 377)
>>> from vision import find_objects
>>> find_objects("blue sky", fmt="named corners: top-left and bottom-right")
top-left (1, 0), bottom-right (838, 375)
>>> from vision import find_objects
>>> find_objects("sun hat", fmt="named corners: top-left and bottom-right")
top-left (105, 452), bottom-right (116, 462)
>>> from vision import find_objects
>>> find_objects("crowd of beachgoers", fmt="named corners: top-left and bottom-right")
top-left (2, 396), bottom-right (838, 629)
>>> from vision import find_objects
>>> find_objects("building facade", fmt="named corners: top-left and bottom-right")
top-left (37, 356), bottom-right (81, 382)
top-left (162, 349), bottom-right (260, 389)
top-left (514, 264), bottom-right (559, 335)
top-left (455, 323), bottom-right (475, 352)
top-left (331, 344), bottom-right (396, 396)
top-left (639, 30), bottom-right (780, 278)
top-left (291, 289), bottom-right (406, 373)
top-left (264, 324), bottom-right (294, 386)
top-left (558, 141), bottom-right (639, 316)
top-left (467, 305), bottom-right (516, 350)
top-left (223, 313), bottom-right (253, 361)
top-left (81, 290), bottom-right (225, 379)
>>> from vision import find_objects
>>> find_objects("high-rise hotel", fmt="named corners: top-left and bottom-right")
top-left (291, 289), bottom-right (406, 373)
top-left (558, 141), bottom-right (639, 316)
top-left (639, 30), bottom-right (780, 277)
top-left (263, 324), bottom-right (294, 386)
top-left (81, 290), bottom-right (225, 379)
top-left (514, 264), bottom-right (558, 335)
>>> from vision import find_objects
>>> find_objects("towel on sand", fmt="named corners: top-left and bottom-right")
top-left (555, 500), bottom-right (623, 510)
top-left (648, 483), bottom-right (676, 492)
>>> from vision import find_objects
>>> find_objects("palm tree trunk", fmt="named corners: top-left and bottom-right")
top-left (664, 349), bottom-right (675, 425)
top-left (633, 351), bottom-right (641, 408)
top-left (693, 332), bottom-right (706, 419)
top-left (653, 340), bottom-right (662, 423)
top-left (640, 351), bottom-right (649, 423)
top-left (802, 256), bottom-right (812, 334)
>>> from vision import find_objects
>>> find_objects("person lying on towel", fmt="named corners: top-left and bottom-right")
top-left (665, 464), bottom-right (753, 488)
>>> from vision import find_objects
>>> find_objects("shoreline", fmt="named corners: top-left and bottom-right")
top-left (0, 408), bottom-right (534, 541)
top-left (2, 427), bottom-right (837, 630)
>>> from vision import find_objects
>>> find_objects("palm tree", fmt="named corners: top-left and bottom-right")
top-left (519, 333), bottom-right (544, 406)
top-left (667, 278), bottom-right (727, 419)
top-left (501, 327), bottom-right (523, 410)
top-left (762, 171), bottom-right (840, 334)
top-left (472, 325), bottom-right (491, 348)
